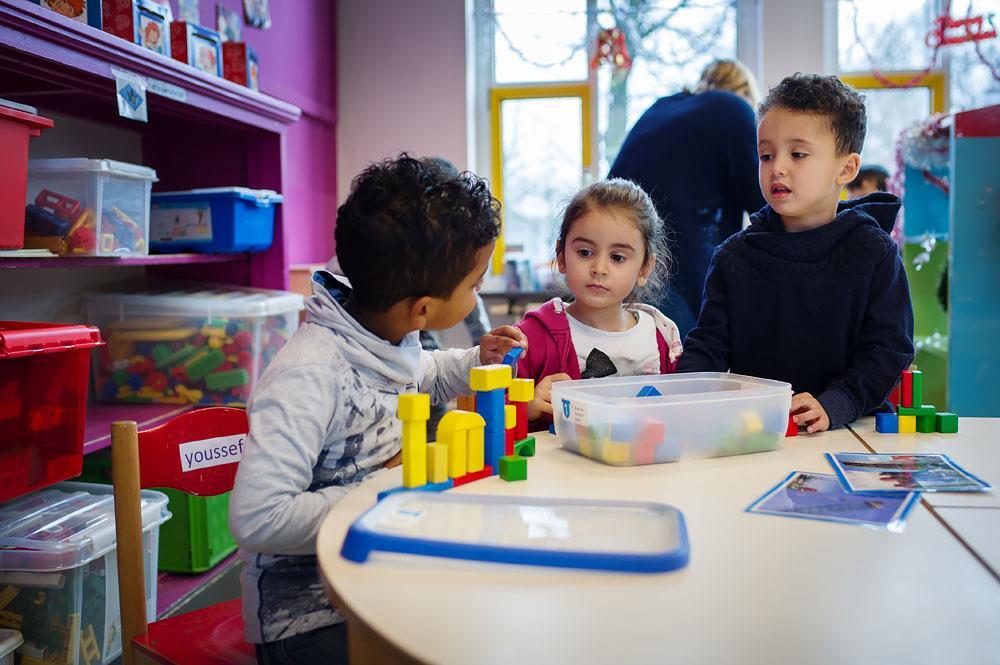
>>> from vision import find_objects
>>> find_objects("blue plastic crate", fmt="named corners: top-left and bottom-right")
top-left (150, 187), bottom-right (282, 253)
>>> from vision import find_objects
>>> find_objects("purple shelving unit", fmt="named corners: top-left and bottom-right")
top-left (0, 253), bottom-right (250, 269)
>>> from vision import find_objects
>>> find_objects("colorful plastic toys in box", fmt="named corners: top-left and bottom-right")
top-left (551, 373), bottom-right (792, 465)
top-left (86, 285), bottom-right (304, 406)
top-left (102, 0), bottom-right (171, 56)
top-left (24, 159), bottom-right (156, 256)
top-left (875, 368), bottom-right (959, 434)
top-left (0, 100), bottom-right (51, 249)
top-left (171, 21), bottom-right (223, 76)
top-left (222, 41), bottom-right (259, 90)
top-left (0, 482), bottom-right (168, 665)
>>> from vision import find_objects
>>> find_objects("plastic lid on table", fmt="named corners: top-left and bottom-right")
top-left (152, 187), bottom-right (283, 205)
top-left (86, 283), bottom-right (305, 318)
top-left (0, 321), bottom-right (103, 360)
top-left (28, 158), bottom-right (158, 182)
top-left (0, 481), bottom-right (170, 572)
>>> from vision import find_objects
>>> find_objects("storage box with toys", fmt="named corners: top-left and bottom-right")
top-left (85, 285), bottom-right (304, 406)
top-left (24, 159), bottom-right (155, 256)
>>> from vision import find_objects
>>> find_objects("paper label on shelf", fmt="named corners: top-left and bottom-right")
top-left (112, 68), bottom-right (148, 123)
top-left (178, 434), bottom-right (245, 472)
top-left (147, 77), bottom-right (187, 103)
top-left (151, 204), bottom-right (213, 242)
top-left (560, 398), bottom-right (587, 425)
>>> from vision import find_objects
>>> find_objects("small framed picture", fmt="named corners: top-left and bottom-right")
top-left (216, 2), bottom-right (242, 42)
top-left (243, 0), bottom-right (270, 29)
top-left (178, 0), bottom-right (199, 23)
top-left (192, 32), bottom-right (221, 75)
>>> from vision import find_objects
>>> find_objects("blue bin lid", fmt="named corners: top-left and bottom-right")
top-left (152, 187), bottom-right (283, 206)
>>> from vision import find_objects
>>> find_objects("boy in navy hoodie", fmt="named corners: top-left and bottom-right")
top-left (677, 74), bottom-right (913, 433)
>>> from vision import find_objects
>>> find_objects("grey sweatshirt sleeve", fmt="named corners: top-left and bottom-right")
top-left (228, 363), bottom-right (349, 556)
top-left (418, 345), bottom-right (480, 403)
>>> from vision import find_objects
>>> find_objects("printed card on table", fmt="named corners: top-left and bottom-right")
top-left (746, 471), bottom-right (919, 532)
top-left (826, 452), bottom-right (994, 494)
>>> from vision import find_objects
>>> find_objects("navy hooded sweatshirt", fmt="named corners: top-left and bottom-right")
top-left (676, 192), bottom-right (914, 429)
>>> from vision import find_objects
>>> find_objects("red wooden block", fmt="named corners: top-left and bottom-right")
top-left (888, 383), bottom-right (901, 412)
top-left (505, 426), bottom-right (514, 456)
top-left (451, 466), bottom-right (494, 488)
top-left (785, 413), bottom-right (798, 437)
top-left (634, 419), bottom-right (666, 464)
top-left (514, 401), bottom-right (528, 441)
top-left (901, 370), bottom-right (913, 408)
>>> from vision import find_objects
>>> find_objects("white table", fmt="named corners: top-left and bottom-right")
top-left (317, 427), bottom-right (1000, 665)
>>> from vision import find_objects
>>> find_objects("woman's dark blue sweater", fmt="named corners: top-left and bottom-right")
top-left (677, 193), bottom-right (914, 428)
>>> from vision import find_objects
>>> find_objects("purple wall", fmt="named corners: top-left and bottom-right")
top-left (200, 0), bottom-right (336, 265)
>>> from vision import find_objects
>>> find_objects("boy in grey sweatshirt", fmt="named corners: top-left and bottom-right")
top-left (229, 155), bottom-right (526, 663)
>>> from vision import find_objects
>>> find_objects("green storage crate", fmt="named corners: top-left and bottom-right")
top-left (76, 450), bottom-right (237, 573)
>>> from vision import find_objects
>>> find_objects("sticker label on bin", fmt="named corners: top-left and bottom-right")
top-left (561, 399), bottom-right (587, 425)
top-left (179, 434), bottom-right (245, 472)
top-left (151, 204), bottom-right (213, 242)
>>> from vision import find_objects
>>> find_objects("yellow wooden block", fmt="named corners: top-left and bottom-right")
top-left (426, 443), bottom-right (449, 483)
top-left (741, 410), bottom-right (763, 433)
top-left (401, 421), bottom-right (427, 488)
top-left (438, 430), bottom-right (468, 477)
top-left (504, 404), bottom-right (516, 429)
top-left (899, 415), bottom-right (916, 433)
top-left (469, 364), bottom-right (512, 392)
top-left (576, 424), bottom-right (592, 457)
top-left (397, 393), bottom-right (430, 421)
top-left (467, 426), bottom-right (485, 472)
top-left (436, 410), bottom-right (486, 434)
top-left (603, 440), bottom-right (631, 464)
top-left (508, 378), bottom-right (535, 403)
top-left (114, 328), bottom-right (197, 342)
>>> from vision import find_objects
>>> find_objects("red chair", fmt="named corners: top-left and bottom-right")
top-left (111, 407), bottom-right (256, 665)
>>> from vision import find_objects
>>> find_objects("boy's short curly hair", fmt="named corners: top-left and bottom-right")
top-left (759, 73), bottom-right (867, 156)
top-left (335, 154), bottom-right (501, 312)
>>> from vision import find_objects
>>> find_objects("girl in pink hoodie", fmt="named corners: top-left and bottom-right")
top-left (516, 179), bottom-right (683, 429)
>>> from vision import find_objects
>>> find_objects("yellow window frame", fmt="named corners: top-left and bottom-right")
top-left (489, 83), bottom-right (593, 275)
top-left (840, 71), bottom-right (948, 114)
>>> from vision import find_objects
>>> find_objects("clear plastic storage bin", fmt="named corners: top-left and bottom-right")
top-left (24, 158), bottom-right (157, 256)
top-left (551, 373), bottom-right (792, 466)
top-left (0, 482), bottom-right (170, 665)
top-left (86, 285), bottom-right (304, 406)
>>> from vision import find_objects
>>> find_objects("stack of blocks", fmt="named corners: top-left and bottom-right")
top-left (875, 369), bottom-right (959, 434)
top-left (383, 365), bottom-right (537, 500)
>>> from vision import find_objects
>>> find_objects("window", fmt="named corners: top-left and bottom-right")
top-left (475, 0), bottom-right (742, 276)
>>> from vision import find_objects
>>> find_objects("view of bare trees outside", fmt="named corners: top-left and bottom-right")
top-left (838, 0), bottom-right (1000, 171)
top-left (489, 0), bottom-right (737, 276)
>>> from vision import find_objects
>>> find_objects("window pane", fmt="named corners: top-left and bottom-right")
top-left (500, 97), bottom-right (584, 274)
top-left (946, 0), bottom-right (1000, 112)
top-left (493, 0), bottom-right (588, 83)
top-left (860, 87), bottom-right (931, 172)
top-left (596, 0), bottom-right (737, 172)
top-left (838, 0), bottom-right (936, 72)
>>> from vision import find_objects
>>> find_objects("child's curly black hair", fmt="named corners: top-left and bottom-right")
top-left (759, 73), bottom-right (867, 156)
top-left (335, 154), bottom-right (501, 312)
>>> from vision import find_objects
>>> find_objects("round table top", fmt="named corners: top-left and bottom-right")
top-left (317, 427), bottom-right (1000, 665)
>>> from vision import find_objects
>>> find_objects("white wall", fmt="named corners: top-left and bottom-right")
top-left (336, 0), bottom-right (470, 205)
top-left (758, 0), bottom-right (831, 90)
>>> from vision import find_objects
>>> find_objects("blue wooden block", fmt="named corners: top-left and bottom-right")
top-left (636, 385), bottom-right (661, 398)
top-left (484, 429), bottom-right (505, 471)
top-left (476, 388), bottom-right (506, 433)
top-left (875, 412), bottom-right (898, 434)
top-left (502, 346), bottom-right (524, 366)
top-left (549, 423), bottom-right (556, 434)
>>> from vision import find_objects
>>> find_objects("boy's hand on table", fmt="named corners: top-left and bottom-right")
top-left (479, 326), bottom-right (527, 365)
top-left (527, 373), bottom-right (572, 421)
top-left (791, 392), bottom-right (830, 433)
top-left (382, 450), bottom-right (402, 469)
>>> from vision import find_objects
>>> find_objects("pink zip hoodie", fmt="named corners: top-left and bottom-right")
top-left (514, 297), bottom-right (683, 429)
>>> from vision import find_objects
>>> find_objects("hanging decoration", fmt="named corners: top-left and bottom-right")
top-left (847, 0), bottom-right (999, 88)
top-left (887, 114), bottom-right (952, 247)
top-left (590, 28), bottom-right (633, 71)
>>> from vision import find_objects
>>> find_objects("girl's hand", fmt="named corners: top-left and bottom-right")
top-left (527, 373), bottom-right (572, 421)
top-left (479, 326), bottom-right (527, 365)
top-left (790, 392), bottom-right (830, 434)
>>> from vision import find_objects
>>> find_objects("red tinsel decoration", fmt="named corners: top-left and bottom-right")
top-left (590, 28), bottom-right (633, 71)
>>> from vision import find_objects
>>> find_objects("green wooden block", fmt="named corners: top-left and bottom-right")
top-left (898, 404), bottom-right (936, 417)
top-left (499, 455), bottom-right (527, 481)
top-left (185, 348), bottom-right (226, 381)
top-left (514, 436), bottom-right (535, 457)
top-left (916, 413), bottom-right (936, 433)
top-left (935, 412), bottom-right (959, 433)
top-left (205, 368), bottom-right (250, 391)
top-left (155, 344), bottom-right (197, 369)
top-left (910, 370), bottom-right (923, 408)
